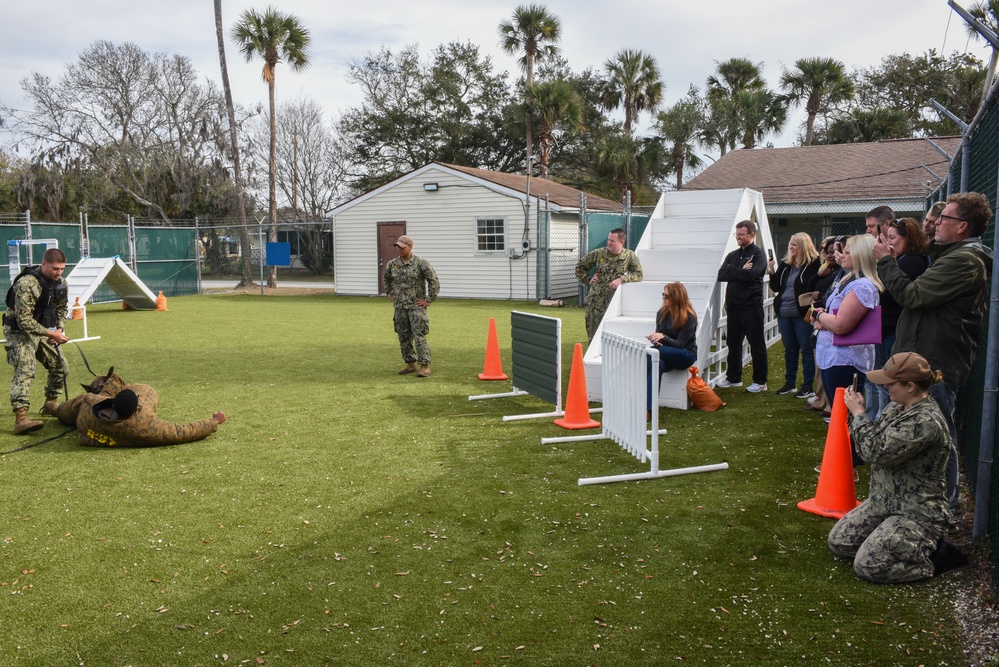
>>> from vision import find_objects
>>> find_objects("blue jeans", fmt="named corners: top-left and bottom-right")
top-left (864, 341), bottom-right (887, 421)
top-left (777, 314), bottom-right (814, 390)
top-left (647, 347), bottom-right (696, 410)
top-left (928, 381), bottom-right (960, 510)
top-left (820, 364), bottom-right (865, 467)
top-left (874, 335), bottom-right (895, 419)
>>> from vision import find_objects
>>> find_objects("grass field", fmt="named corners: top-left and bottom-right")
top-left (0, 294), bottom-right (979, 666)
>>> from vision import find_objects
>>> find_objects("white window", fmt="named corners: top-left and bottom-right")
top-left (476, 218), bottom-right (505, 252)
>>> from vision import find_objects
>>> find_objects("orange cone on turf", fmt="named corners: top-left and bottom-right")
top-left (798, 387), bottom-right (860, 519)
top-left (156, 291), bottom-right (168, 311)
top-left (70, 297), bottom-right (83, 320)
top-left (478, 317), bottom-right (508, 380)
top-left (554, 343), bottom-right (601, 430)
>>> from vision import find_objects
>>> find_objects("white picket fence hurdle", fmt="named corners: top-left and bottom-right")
top-left (543, 332), bottom-right (728, 486)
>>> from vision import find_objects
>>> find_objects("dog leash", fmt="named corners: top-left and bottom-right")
top-left (1, 427), bottom-right (75, 455)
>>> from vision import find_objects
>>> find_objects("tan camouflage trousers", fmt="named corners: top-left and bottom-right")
top-left (394, 306), bottom-right (431, 365)
top-left (4, 330), bottom-right (68, 411)
top-left (827, 500), bottom-right (945, 584)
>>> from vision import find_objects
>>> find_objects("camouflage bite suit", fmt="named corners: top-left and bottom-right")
top-left (575, 247), bottom-right (643, 342)
top-left (383, 254), bottom-right (440, 365)
top-left (4, 271), bottom-right (69, 411)
top-left (54, 373), bottom-right (220, 447)
top-left (827, 397), bottom-right (951, 583)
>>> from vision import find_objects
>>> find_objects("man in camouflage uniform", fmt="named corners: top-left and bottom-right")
top-left (3, 248), bottom-right (70, 434)
top-left (827, 353), bottom-right (967, 583)
top-left (575, 228), bottom-right (643, 342)
top-left (54, 369), bottom-right (226, 447)
top-left (384, 235), bottom-right (440, 378)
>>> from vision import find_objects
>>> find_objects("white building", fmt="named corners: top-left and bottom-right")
top-left (329, 162), bottom-right (622, 301)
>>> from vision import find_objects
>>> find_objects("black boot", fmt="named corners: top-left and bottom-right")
top-left (930, 539), bottom-right (968, 577)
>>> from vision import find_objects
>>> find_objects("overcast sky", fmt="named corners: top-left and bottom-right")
top-left (0, 0), bottom-right (989, 157)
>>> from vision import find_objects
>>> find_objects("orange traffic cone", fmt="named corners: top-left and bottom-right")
top-left (798, 387), bottom-right (860, 519)
top-left (70, 297), bottom-right (84, 320)
top-left (478, 317), bottom-right (508, 380)
top-left (156, 291), bottom-right (168, 311)
top-left (554, 343), bottom-right (600, 430)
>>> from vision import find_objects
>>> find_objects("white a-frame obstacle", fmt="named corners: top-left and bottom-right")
top-left (66, 257), bottom-right (158, 311)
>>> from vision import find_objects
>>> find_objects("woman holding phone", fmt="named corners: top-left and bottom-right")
top-left (811, 234), bottom-right (884, 471)
top-left (645, 282), bottom-right (697, 411)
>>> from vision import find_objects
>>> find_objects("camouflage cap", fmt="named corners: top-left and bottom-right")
top-left (866, 352), bottom-right (935, 385)
top-left (395, 235), bottom-right (414, 248)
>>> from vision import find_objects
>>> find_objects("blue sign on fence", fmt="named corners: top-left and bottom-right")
top-left (266, 242), bottom-right (292, 267)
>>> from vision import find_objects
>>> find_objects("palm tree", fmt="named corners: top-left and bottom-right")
top-left (780, 57), bottom-right (854, 146)
top-left (213, 0), bottom-right (253, 286)
top-left (524, 80), bottom-right (584, 178)
top-left (232, 7), bottom-right (310, 288)
top-left (706, 57), bottom-right (765, 105)
top-left (705, 57), bottom-right (766, 154)
top-left (736, 88), bottom-right (787, 149)
top-left (656, 86), bottom-right (705, 190)
top-left (601, 49), bottom-right (663, 138)
top-left (498, 4), bottom-right (561, 172)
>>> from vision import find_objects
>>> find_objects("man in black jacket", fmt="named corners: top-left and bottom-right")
top-left (716, 220), bottom-right (769, 393)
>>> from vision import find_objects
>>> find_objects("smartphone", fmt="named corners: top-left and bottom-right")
top-left (767, 249), bottom-right (774, 262)
top-left (877, 223), bottom-right (882, 237)
top-left (851, 373), bottom-right (860, 393)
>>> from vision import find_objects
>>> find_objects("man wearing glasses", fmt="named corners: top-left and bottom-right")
top-left (873, 192), bottom-right (993, 511)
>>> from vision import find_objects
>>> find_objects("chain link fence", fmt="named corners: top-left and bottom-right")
top-left (932, 89), bottom-right (999, 589)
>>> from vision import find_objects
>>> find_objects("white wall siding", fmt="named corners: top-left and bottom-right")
top-left (334, 167), bottom-right (538, 300)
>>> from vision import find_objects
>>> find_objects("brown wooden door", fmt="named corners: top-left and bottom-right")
top-left (377, 222), bottom-right (406, 294)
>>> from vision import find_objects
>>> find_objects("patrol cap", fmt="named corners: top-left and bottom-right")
top-left (866, 352), bottom-right (935, 385)
top-left (395, 235), bottom-right (414, 248)
top-left (112, 389), bottom-right (139, 419)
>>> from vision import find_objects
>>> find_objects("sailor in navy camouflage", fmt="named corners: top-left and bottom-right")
top-left (827, 352), bottom-right (962, 583)
top-left (575, 228), bottom-right (643, 342)
top-left (383, 235), bottom-right (440, 377)
top-left (3, 248), bottom-right (70, 434)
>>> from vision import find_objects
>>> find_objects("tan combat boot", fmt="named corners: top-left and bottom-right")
top-left (13, 407), bottom-right (44, 435)
top-left (417, 365), bottom-right (431, 378)
top-left (42, 400), bottom-right (60, 417)
top-left (399, 363), bottom-right (418, 375)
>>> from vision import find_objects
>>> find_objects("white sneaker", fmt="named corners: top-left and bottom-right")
top-left (715, 377), bottom-right (742, 388)
top-left (745, 383), bottom-right (768, 393)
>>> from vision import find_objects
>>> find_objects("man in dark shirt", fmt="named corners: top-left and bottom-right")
top-left (716, 220), bottom-right (768, 393)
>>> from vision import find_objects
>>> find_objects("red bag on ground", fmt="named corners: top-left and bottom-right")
top-left (687, 367), bottom-right (725, 411)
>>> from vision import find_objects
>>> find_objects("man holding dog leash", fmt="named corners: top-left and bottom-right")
top-left (3, 248), bottom-right (70, 435)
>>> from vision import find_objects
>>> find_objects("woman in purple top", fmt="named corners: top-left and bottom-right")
top-left (811, 235), bottom-right (884, 467)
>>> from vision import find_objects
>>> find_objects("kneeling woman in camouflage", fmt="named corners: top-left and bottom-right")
top-left (828, 352), bottom-right (966, 583)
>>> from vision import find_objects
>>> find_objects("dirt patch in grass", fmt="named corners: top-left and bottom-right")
top-left (203, 284), bottom-right (336, 298)
top-left (950, 491), bottom-right (999, 667)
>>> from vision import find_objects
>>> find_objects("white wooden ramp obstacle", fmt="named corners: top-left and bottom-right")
top-left (66, 257), bottom-right (158, 311)
top-left (584, 188), bottom-right (779, 410)
top-left (544, 332), bottom-right (728, 486)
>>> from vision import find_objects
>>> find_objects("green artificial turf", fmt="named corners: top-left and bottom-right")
top-left (0, 295), bottom-right (971, 666)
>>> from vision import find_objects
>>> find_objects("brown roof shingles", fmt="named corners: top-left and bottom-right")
top-left (440, 163), bottom-right (622, 211)
top-left (684, 137), bottom-right (961, 203)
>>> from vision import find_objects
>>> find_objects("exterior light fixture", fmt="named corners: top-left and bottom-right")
top-left (423, 182), bottom-right (439, 192)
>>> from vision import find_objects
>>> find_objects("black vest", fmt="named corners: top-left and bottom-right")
top-left (3, 266), bottom-right (67, 331)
